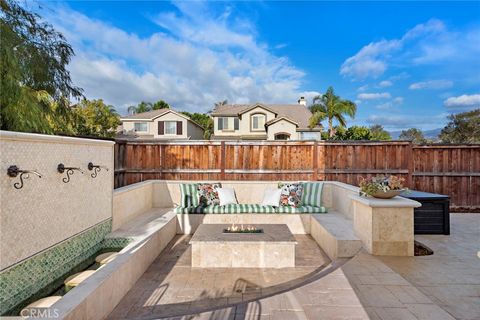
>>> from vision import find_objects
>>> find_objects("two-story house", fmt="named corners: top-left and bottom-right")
top-left (119, 109), bottom-right (205, 140)
top-left (211, 97), bottom-right (322, 140)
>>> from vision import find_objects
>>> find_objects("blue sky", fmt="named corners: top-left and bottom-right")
top-left (36, 1), bottom-right (480, 130)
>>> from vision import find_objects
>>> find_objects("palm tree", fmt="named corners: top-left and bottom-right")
top-left (309, 87), bottom-right (357, 138)
top-left (127, 101), bottom-right (153, 114)
top-left (209, 99), bottom-right (228, 114)
top-left (214, 99), bottom-right (228, 108)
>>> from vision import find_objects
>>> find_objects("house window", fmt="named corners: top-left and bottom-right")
top-left (164, 121), bottom-right (177, 135)
top-left (275, 133), bottom-right (290, 140)
top-left (134, 122), bottom-right (148, 132)
top-left (251, 114), bottom-right (266, 131)
top-left (218, 117), bottom-right (231, 130)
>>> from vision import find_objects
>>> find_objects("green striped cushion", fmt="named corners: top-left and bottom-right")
top-left (275, 206), bottom-right (303, 213)
top-left (275, 206), bottom-right (328, 213)
top-left (173, 206), bottom-right (221, 214)
top-left (301, 205), bottom-right (328, 213)
top-left (222, 204), bottom-right (276, 213)
top-left (174, 204), bottom-right (278, 214)
top-left (301, 182), bottom-right (324, 207)
top-left (179, 183), bottom-right (199, 207)
top-left (173, 206), bottom-right (191, 214)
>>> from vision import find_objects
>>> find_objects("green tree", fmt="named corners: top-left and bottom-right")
top-left (399, 128), bottom-right (427, 144)
top-left (345, 126), bottom-right (372, 140)
top-left (127, 101), bottom-right (151, 114)
top-left (309, 86), bottom-right (357, 137)
top-left (439, 109), bottom-right (480, 143)
top-left (73, 99), bottom-right (121, 138)
top-left (152, 100), bottom-right (170, 110)
top-left (369, 124), bottom-right (392, 140)
top-left (128, 100), bottom-right (170, 114)
top-left (181, 111), bottom-right (213, 139)
top-left (0, 0), bottom-right (82, 133)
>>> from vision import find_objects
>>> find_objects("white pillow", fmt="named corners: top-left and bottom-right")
top-left (217, 188), bottom-right (238, 206)
top-left (261, 188), bottom-right (282, 206)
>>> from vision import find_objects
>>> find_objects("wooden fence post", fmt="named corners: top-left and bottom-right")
top-left (407, 142), bottom-right (414, 188)
top-left (220, 141), bottom-right (226, 180)
top-left (160, 144), bottom-right (165, 180)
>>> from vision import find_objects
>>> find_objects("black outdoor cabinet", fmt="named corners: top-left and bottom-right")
top-left (401, 190), bottom-right (450, 235)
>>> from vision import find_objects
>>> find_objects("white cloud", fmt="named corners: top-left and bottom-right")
top-left (378, 80), bottom-right (392, 88)
top-left (375, 96), bottom-right (403, 110)
top-left (357, 92), bottom-right (391, 100)
top-left (44, 3), bottom-right (308, 114)
top-left (393, 97), bottom-right (404, 104)
top-left (357, 85), bottom-right (369, 92)
top-left (340, 19), bottom-right (480, 80)
top-left (409, 80), bottom-right (453, 90)
top-left (443, 94), bottom-right (480, 110)
top-left (340, 39), bottom-right (401, 79)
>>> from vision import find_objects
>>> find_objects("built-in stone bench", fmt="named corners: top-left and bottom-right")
top-left (350, 195), bottom-right (421, 256)
top-left (50, 180), bottom-right (421, 320)
top-left (51, 207), bottom-right (177, 320)
top-left (310, 212), bottom-right (362, 259)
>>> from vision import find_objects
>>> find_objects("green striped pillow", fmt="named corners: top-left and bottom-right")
top-left (301, 182), bottom-right (324, 207)
top-left (179, 183), bottom-right (199, 207)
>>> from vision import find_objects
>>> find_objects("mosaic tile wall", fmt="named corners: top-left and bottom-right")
top-left (0, 131), bottom-right (114, 269)
top-left (0, 219), bottom-right (132, 316)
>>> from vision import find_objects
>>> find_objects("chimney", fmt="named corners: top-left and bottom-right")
top-left (298, 96), bottom-right (307, 106)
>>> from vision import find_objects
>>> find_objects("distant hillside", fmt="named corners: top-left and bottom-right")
top-left (389, 128), bottom-right (442, 140)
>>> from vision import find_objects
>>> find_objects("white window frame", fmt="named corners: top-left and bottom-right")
top-left (134, 122), bottom-right (148, 132)
top-left (164, 121), bottom-right (177, 135)
top-left (251, 114), bottom-right (266, 131)
top-left (220, 117), bottom-right (231, 131)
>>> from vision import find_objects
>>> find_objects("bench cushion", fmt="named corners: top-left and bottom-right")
top-left (179, 183), bottom-right (199, 207)
top-left (302, 182), bottom-right (324, 207)
top-left (174, 205), bottom-right (327, 214)
top-left (174, 204), bottom-right (276, 214)
top-left (275, 205), bottom-right (328, 213)
top-left (222, 204), bottom-right (276, 213)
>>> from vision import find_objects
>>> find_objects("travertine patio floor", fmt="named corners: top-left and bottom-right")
top-left (107, 234), bottom-right (331, 320)
top-left (379, 213), bottom-right (480, 320)
top-left (108, 214), bottom-right (479, 320)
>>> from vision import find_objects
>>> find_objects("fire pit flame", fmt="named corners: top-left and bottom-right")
top-left (223, 223), bottom-right (263, 233)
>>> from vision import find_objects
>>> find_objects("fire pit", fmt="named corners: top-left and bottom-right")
top-left (190, 224), bottom-right (296, 268)
top-left (223, 224), bottom-right (263, 233)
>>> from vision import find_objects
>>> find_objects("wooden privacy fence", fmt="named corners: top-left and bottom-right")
top-left (114, 140), bottom-right (480, 211)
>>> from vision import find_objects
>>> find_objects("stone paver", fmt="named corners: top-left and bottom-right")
top-left (108, 214), bottom-right (478, 320)
top-left (379, 213), bottom-right (480, 320)
top-left (107, 234), bottom-right (330, 320)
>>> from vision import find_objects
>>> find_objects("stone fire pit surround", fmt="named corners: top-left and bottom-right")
top-left (190, 224), bottom-right (297, 268)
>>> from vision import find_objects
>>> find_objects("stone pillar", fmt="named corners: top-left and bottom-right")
top-left (350, 195), bottom-right (421, 256)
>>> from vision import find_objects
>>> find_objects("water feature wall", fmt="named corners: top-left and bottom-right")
top-left (0, 131), bottom-right (115, 315)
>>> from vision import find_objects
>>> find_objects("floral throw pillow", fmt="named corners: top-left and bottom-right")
top-left (278, 182), bottom-right (303, 207)
top-left (198, 183), bottom-right (222, 206)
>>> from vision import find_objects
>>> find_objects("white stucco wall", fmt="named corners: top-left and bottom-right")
top-left (0, 131), bottom-right (114, 270)
top-left (266, 120), bottom-right (298, 140)
top-left (213, 106), bottom-right (277, 138)
top-left (239, 106), bottom-right (276, 136)
top-left (213, 116), bottom-right (239, 137)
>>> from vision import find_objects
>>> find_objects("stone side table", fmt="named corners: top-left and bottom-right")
top-left (350, 195), bottom-right (421, 256)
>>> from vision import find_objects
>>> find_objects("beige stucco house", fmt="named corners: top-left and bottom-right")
top-left (211, 97), bottom-right (322, 140)
top-left (119, 109), bottom-right (205, 140)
